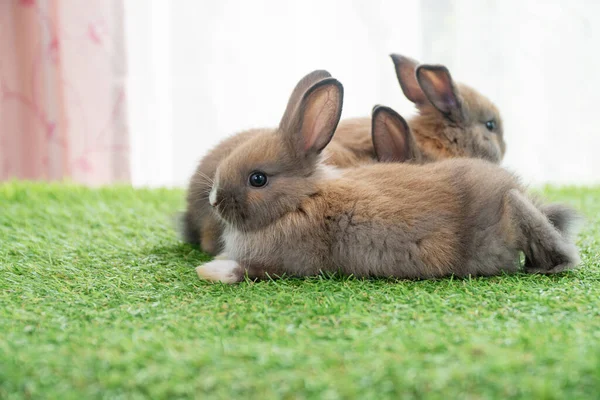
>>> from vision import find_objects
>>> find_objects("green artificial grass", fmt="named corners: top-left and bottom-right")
top-left (1, 182), bottom-right (599, 399)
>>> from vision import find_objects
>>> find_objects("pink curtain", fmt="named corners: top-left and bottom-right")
top-left (0, 0), bottom-right (129, 185)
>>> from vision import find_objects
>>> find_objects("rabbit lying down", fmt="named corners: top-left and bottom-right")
top-left (195, 76), bottom-right (582, 284)
top-left (184, 55), bottom-right (506, 257)
top-left (183, 70), bottom-right (373, 257)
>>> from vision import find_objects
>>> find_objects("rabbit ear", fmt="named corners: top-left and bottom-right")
top-left (416, 65), bottom-right (463, 122)
top-left (371, 105), bottom-right (418, 163)
top-left (390, 54), bottom-right (428, 105)
top-left (280, 70), bottom-right (332, 129)
top-left (280, 77), bottom-right (344, 156)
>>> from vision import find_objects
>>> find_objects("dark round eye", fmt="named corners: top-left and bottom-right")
top-left (248, 171), bottom-right (268, 188)
top-left (485, 120), bottom-right (497, 131)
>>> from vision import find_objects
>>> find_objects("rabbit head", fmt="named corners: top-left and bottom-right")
top-left (182, 69), bottom-right (333, 255)
top-left (209, 75), bottom-right (344, 231)
top-left (390, 54), bottom-right (506, 163)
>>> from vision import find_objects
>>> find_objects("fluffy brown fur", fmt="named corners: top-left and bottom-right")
top-left (183, 70), bottom-right (373, 255)
top-left (183, 128), bottom-right (267, 254)
top-left (196, 82), bottom-right (581, 284)
top-left (184, 58), bottom-right (505, 254)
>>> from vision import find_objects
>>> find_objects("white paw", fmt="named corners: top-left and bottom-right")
top-left (196, 260), bottom-right (241, 283)
top-left (214, 252), bottom-right (230, 260)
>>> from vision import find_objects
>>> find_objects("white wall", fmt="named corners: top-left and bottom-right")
top-left (125, 0), bottom-right (600, 188)
top-left (421, 0), bottom-right (600, 185)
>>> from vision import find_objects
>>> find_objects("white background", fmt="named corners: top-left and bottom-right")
top-left (124, 0), bottom-right (600, 188)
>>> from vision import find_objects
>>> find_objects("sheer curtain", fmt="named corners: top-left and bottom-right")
top-left (2, 1), bottom-right (598, 187)
top-left (0, 0), bottom-right (129, 185)
top-left (420, 0), bottom-right (600, 185)
top-left (125, 0), bottom-right (600, 188)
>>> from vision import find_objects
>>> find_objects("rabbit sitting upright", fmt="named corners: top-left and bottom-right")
top-left (195, 77), bottom-right (581, 284)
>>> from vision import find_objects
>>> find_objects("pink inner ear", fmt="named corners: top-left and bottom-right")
top-left (386, 118), bottom-right (408, 158)
top-left (375, 113), bottom-right (409, 162)
top-left (302, 86), bottom-right (337, 152)
top-left (394, 57), bottom-right (426, 105)
top-left (419, 68), bottom-right (459, 114)
top-left (424, 71), bottom-right (453, 97)
top-left (426, 72), bottom-right (448, 91)
top-left (443, 93), bottom-right (458, 108)
top-left (304, 108), bottom-right (333, 151)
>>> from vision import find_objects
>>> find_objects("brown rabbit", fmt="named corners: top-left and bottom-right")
top-left (370, 105), bottom-right (582, 267)
top-left (183, 70), bottom-right (372, 256)
top-left (185, 57), bottom-right (505, 255)
top-left (333, 54), bottom-right (506, 164)
top-left (195, 79), bottom-right (580, 284)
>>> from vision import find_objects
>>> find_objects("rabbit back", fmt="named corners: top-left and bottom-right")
top-left (222, 158), bottom-right (525, 279)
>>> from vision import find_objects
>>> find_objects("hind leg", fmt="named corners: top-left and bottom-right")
top-left (506, 190), bottom-right (580, 274)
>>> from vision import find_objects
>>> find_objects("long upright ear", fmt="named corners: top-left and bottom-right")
top-left (390, 54), bottom-right (428, 105)
top-left (280, 78), bottom-right (344, 156)
top-left (416, 65), bottom-right (463, 122)
top-left (279, 70), bottom-right (332, 129)
top-left (371, 105), bottom-right (420, 163)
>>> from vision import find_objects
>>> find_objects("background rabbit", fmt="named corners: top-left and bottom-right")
top-left (334, 54), bottom-right (506, 164)
top-left (370, 105), bottom-right (582, 269)
top-left (196, 77), bottom-right (580, 284)
top-left (183, 70), bottom-right (372, 256)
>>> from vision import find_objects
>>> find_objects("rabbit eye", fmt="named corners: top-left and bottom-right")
top-left (485, 120), bottom-right (497, 131)
top-left (248, 171), bottom-right (268, 188)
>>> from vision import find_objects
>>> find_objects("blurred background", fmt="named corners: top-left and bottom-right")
top-left (1, 0), bottom-right (599, 187)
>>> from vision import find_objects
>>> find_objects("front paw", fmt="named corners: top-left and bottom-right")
top-left (196, 260), bottom-right (242, 283)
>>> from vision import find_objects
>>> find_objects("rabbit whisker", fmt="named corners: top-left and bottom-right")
top-left (196, 171), bottom-right (214, 185)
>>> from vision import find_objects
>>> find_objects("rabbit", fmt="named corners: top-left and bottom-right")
top-left (183, 56), bottom-right (503, 256)
top-left (183, 70), bottom-right (373, 256)
top-left (332, 54), bottom-right (506, 164)
top-left (183, 56), bottom-right (506, 256)
top-left (195, 77), bottom-right (581, 284)
top-left (370, 105), bottom-right (583, 269)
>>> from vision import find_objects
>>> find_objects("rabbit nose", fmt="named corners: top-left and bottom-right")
top-left (209, 188), bottom-right (218, 207)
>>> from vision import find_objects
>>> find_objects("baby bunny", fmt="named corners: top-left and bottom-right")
top-left (183, 57), bottom-right (506, 256)
top-left (390, 54), bottom-right (506, 162)
top-left (370, 105), bottom-right (582, 269)
top-left (196, 89), bottom-right (580, 284)
top-left (333, 54), bottom-right (506, 164)
top-left (183, 70), bottom-right (371, 256)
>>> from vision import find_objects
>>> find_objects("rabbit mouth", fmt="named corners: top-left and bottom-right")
top-left (478, 143), bottom-right (503, 163)
top-left (214, 201), bottom-right (247, 228)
